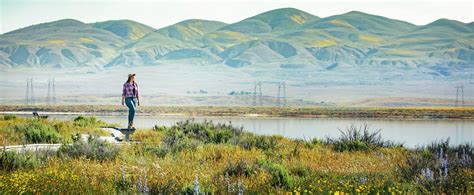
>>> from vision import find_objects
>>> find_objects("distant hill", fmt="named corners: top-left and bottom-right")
top-left (0, 19), bottom-right (126, 68)
top-left (156, 19), bottom-right (227, 41)
top-left (0, 8), bottom-right (473, 80)
top-left (219, 8), bottom-right (319, 34)
top-left (91, 20), bottom-right (155, 40)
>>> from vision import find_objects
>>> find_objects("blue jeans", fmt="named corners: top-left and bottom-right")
top-left (125, 97), bottom-right (137, 125)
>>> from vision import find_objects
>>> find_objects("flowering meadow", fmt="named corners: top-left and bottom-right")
top-left (0, 114), bottom-right (473, 193)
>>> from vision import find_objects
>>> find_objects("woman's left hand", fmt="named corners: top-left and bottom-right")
top-left (137, 101), bottom-right (140, 106)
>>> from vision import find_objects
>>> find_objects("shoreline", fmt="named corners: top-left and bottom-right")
top-left (1, 105), bottom-right (473, 120)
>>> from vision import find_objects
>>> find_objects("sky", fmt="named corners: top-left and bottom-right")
top-left (1, 0), bottom-right (473, 33)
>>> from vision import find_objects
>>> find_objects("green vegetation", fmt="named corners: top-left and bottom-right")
top-left (0, 115), bottom-right (108, 145)
top-left (58, 134), bottom-right (120, 161)
top-left (0, 115), bottom-right (472, 193)
top-left (326, 124), bottom-right (402, 152)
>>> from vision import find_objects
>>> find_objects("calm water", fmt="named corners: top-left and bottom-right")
top-left (46, 115), bottom-right (474, 148)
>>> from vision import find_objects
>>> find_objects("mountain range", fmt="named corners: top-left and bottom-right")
top-left (1, 8), bottom-right (473, 78)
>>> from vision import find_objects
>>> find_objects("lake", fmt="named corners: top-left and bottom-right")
top-left (45, 114), bottom-right (474, 148)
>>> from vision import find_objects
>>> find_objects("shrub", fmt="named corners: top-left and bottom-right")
top-left (58, 134), bottom-right (120, 161)
top-left (24, 121), bottom-right (61, 144)
top-left (258, 159), bottom-right (293, 189)
top-left (0, 150), bottom-right (40, 171)
top-left (326, 124), bottom-right (400, 152)
top-left (2, 114), bottom-right (17, 120)
top-left (145, 146), bottom-right (170, 158)
top-left (73, 116), bottom-right (101, 127)
top-left (166, 119), bottom-right (243, 144)
top-left (152, 125), bottom-right (168, 131)
top-left (223, 159), bottom-right (256, 177)
top-left (229, 133), bottom-right (279, 150)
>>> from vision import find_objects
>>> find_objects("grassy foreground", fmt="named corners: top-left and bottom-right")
top-left (0, 114), bottom-right (473, 193)
top-left (1, 105), bottom-right (474, 119)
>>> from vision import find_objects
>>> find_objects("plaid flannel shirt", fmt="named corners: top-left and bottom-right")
top-left (122, 82), bottom-right (139, 98)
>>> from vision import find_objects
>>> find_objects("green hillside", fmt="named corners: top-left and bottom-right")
top-left (156, 19), bottom-right (227, 41)
top-left (91, 19), bottom-right (155, 40)
top-left (218, 8), bottom-right (319, 34)
top-left (0, 8), bottom-right (472, 79)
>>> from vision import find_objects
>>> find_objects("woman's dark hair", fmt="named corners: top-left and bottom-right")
top-left (126, 74), bottom-right (135, 83)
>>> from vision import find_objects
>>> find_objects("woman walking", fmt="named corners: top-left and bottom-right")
top-left (122, 73), bottom-right (140, 129)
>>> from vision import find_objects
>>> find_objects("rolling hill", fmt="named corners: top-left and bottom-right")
top-left (91, 19), bottom-right (155, 40)
top-left (0, 8), bottom-right (472, 80)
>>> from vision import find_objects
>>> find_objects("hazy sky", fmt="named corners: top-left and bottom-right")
top-left (1, 0), bottom-right (473, 33)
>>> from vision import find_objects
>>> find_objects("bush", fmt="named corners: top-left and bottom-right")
top-left (152, 125), bottom-right (168, 131)
top-left (223, 159), bottom-right (256, 177)
top-left (326, 124), bottom-right (401, 152)
top-left (24, 121), bottom-right (61, 144)
top-left (229, 133), bottom-right (279, 150)
top-left (258, 159), bottom-right (293, 189)
top-left (73, 116), bottom-right (101, 127)
top-left (58, 134), bottom-right (120, 161)
top-left (166, 119), bottom-right (243, 144)
top-left (2, 114), bottom-right (17, 120)
top-left (0, 150), bottom-right (40, 171)
top-left (145, 146), bottom-right (170, 158)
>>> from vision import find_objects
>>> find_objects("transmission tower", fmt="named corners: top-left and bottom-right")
top-left (277, 83), bottom-right (281, 106)
top-left (253, 82), bottom-right (257, 106)
top-left (46, 78), bottom-right (57, 105)
top-left (25, 79), bottom-right (30, 105)
top-left (282, 81), bottom-right (286, 106)
top-left (25, 78), bottom-right (35, 105)
top-left (47, 78), bottom-right (51, 105)
top-left (258, 81), bottom-right (262, 106)
top-left (455, 85), bottom-right (465, 107)
top-left (52, 78), bottom-right (56, 104)
top-left (30, 78), bottom-right (34, 104)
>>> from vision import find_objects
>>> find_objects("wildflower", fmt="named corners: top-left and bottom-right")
top-left (194, 174), bottom-right (199, 195)
top-left (421, 167), bottom-right (434, 182)
top-left (137, 174), bottom-right (143, 192)
top-left (225, 172), bottom-right (230, 192)
top-left (238, 180), bottom-right (245, 195)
